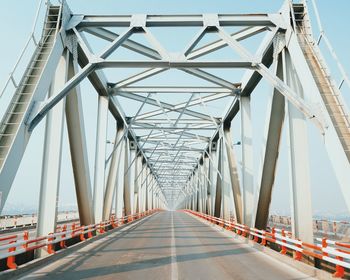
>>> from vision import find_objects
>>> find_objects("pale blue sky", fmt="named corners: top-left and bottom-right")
top-left (0, 0), bottom-right (349, 217)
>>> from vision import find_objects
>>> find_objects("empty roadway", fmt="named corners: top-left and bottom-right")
top-left (18, 211), bottom-right (316, 280)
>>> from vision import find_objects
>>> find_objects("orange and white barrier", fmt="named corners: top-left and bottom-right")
top-left (0, 209), bottom-right (160, 270)
top-left (185, 210), bottom-right (350, 278)
top-left (0, 211), bottom-right (80, 230)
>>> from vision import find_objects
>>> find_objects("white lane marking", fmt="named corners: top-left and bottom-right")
top-left (170, 212), bottom-right (178, 280)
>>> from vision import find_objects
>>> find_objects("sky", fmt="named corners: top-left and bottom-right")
top-left (0, 0), bottom-right (350, 218)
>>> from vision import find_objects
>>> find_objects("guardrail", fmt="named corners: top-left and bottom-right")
top-left (0, 209), bottom-right (159, 270)
top-left (269, 215), bottom-right (350, 240)
top-left (185, 210), bottom-right (350, 278)
top-left (0, 211), bottom-right (79, 230)
top-left (307, 0), bottom-right (350, 92)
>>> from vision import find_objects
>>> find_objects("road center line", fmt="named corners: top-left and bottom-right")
top-left (170, 211), bottom-right (178, 280)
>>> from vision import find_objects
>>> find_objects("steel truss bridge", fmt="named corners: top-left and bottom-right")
top-left (0, 0), bottom-right (350, 278)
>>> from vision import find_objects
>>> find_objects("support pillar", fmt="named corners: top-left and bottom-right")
top-left (223, 126), bottom-right (242, 223)
top-left (221, 135), bottom-right (234, 220)
top-left (197, 165), bottom-right (203, 213)
top-left (134, 154), bottom-right (143, 213)
top-left (284, 50), bottom-right (313, 243)
top-left (208, 142), bottom-right (218, 216)
top-left (240, 96), bottom-right (254, 227)
top-left (103, 124), bottom-right (124, 220)
top-left (124, 140), bottom-right (136, 215)
top-left (115, 136), bottom-right (127, 218)
top-left (255, 56), bottom-right (284, 230)
top-left (93, 95), bottom-right (109, 223)
top-left (65, 54), bottom-right (94, 225)
top-left (140, 163), bottom-right (147, 212)
top-left (214, 139), bottom-right (222, 218)
top-left (145, 167), bottom-right (150, 211)
top-left (36, 51), bottom-right (68, 257)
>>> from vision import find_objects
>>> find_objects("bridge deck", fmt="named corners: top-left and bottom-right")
top-left (19, 211), bottom-right (315, 280)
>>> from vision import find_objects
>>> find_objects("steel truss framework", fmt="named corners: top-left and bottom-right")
top-left (0, 0), bottom-right (349, 248)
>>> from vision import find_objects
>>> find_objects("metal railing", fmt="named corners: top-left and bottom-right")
top-left (0, 209), bottom-right (159, 270)
top-left (297, 0), bottom-right (350, 128)
top-left (269, 215), bottom-right (350, 240)
top-left (307, 0), bottom-right (350, 91)
top-left (187, 210), bottom-right (350, 278)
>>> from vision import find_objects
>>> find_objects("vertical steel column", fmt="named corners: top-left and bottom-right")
top-left (197, 164), bottom-right (203, 213)
top-left (36, 51), bottom-right (68, 257)
top-left (208, 142), bottom-right (218, 216)
top-left (156, 190), bottom-right (159, 209)
top-left (148, 174), bottom-right (155, 210)
top-left (201, 160), bottom-right (206, 213)
top-left (124, 140), bottom-right (136, 215)
top-left (221, 135), bottom-right (235, 220)
top-left (119, 137), bottom-right (131, 215)
top-left (65, 54), bottom-right (94, 225)
top-left (115, 136), bottom-right (126, 218)
top-left (103, 124), bottom-right (124, 220)
top-left (139, 157), bottom-right (144, 212)
top-left (150, 176), bottom-right (153, 210)
top-left (223, 126), bottom-right (242, 223)
top-left (214, 139), bottom-right (223, 218)
top-left (134, 155), bottom-right (142, 213)
top-left (93, 95), bottom-right (109, 223)
top-left (284, 50), bottom-right (314, 243)
top-left (190, 177), bottom-right (194, 210)
top-left (145, 169), bottom-right (150, 211)
top-left (203, 156), bottom-right (209, 214)
top-left (193, 172), bottom-right (198, 211)
top-left (186, 183), bottom-right (191, 209)
top-left (141, 161), bottom-right (147, 212)
top-left (240, 96), bottom-right (254, 226)
top-left (287, 32), bottom-right (350, 212)
top-left (255, 57), bottom-right (285, 230)
top-left (151, 182), bottom-right (155, 210)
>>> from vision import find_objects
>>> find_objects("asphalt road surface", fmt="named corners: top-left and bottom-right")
top-left (18, 211), bottom-right (317, 280)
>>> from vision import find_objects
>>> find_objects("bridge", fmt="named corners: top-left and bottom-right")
top-left (0, 0), bottom-right (349, 279)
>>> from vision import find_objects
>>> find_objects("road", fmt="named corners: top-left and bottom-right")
top-left (17, 211), bottom-right (316, 280)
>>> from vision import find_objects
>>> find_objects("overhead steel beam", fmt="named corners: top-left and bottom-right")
top-left (84, 27), bottom-right (161, 59)
top-left (77, 14), bottom-right (279, 27)
top-left (98, 60), bottom-right (253, 69)
top-left (112, 68), bottom-right (166, 89)
top-left (187, 26), bottom-right (268, 59)
top-left (134, 92), bottom-right (230, 122)
top-left (118, 91), bottom-right (222, 122)
top-left (113, 86), bottom-right (235, 94)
